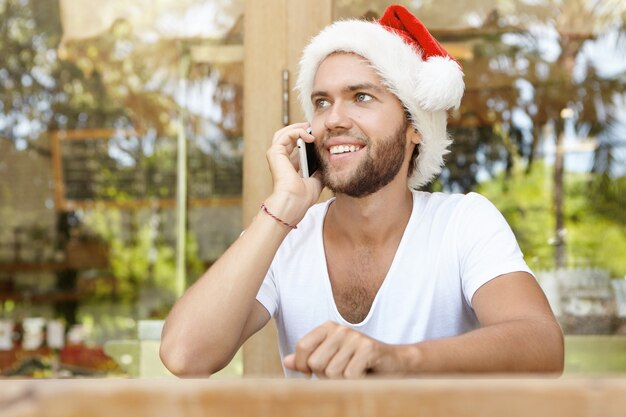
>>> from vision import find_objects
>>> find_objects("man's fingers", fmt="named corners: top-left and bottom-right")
top-left (272, 121), bottom-right (309, 139)
top-left (271, 123), bottom-right (313, 146)
top-left (326, 331), bottom-right (364, 379)
top-left (293, 325), bottom-right (329, 374)
top-left (305, 326), bottom-right (352, 377)
top-left (290, 146), bottom-right (301, 170)
top-left (289, 323), bottom-right (386, 379)
top-left (283, 353), bottom-right (296, 369)
top-left (283, 353), bottom-right (298, 370)
top-left (343, 339), bottom-right (378, 379)
top-left (266, 123), bottom-right (314, 180)
top-left (284, 354), bottom-right (312, 378)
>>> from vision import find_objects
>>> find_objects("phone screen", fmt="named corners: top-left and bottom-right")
top-left (305, 141), bottom-right (320, 176)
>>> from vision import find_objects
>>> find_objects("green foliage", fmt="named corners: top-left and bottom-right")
top-left (586, 174), bottom-right (626, 226)
top-left (83, 208), bottom-right (203, 307)
top-left (477, 162), bottom-right (626, 277)
top-left (567, 176), bottom-right (626, 276)
top-left (477, 162), bottom-right (555, 271)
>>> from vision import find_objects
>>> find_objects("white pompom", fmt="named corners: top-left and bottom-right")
top-left (414, 56), bottom-right (465, 112)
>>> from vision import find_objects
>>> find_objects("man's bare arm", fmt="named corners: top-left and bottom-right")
top-left (285, 272), bottom-right (563, 377)
top-left (403, 271), bottom-right (564, 374)
top-left (159, 210), bottom-right (285, 376)
top-left (160, 123), bottom-right (322, 376)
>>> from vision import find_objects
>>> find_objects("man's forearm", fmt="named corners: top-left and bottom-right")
top-left (160, 120), bottom-right (323, 377)
top-left (160, 206), bottom-right (292, 376)
top-left (391, 318), bottom-right (564, 375)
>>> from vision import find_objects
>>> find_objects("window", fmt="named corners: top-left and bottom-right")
top-left (0, 0), bottom-right (244, 377)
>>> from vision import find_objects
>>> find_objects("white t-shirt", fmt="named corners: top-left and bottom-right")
top-left (256, 191), bottom-right (532, 377)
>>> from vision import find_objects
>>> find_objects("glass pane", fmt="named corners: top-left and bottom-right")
top-left (334, 0), bottom-right (626, 359)
top-left (0, 0), bottom-right (243, 377)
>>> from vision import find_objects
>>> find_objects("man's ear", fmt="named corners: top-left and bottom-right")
top-left (406, 125), bottom-right (422, 145)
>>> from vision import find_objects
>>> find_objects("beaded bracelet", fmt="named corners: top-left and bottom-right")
top-left (260, 203), bottom-right (298, 229)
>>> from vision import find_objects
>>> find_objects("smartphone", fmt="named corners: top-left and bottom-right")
top-left (296, 129), bottom-right (320, 178)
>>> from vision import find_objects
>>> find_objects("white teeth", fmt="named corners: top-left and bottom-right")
top-left (330, 145), bottom-right (361, 154)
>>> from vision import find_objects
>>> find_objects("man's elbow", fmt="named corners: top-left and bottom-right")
top-left (540, 321), bottom-right (565, 375)
top-left (159, 338), bottom-right (225, 377)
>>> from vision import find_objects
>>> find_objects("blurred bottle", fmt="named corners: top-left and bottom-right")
top-left (46, 319), bottom-right (65, 349)
top-left (22, 317), bottom-right (46, 350)
top-left (0, 319), bottom-right (14, 350)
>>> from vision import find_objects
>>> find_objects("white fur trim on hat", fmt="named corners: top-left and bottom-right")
top-left (295, 19), bottom-right (464, 188)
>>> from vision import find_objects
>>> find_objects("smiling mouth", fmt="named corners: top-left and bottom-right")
top-left (329, 145), bottom-right (362, 155)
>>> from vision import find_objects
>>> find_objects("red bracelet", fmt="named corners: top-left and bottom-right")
top-left (260, 203), bottom-right (298, 229)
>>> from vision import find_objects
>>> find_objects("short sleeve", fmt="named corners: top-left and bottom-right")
top-left (256, 265), bottom-right (279, 318)
top-left (457, 192), bottom-right (533, 307)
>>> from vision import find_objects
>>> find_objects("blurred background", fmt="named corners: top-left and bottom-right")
top-left (0, 0), bottom-right (624, 378)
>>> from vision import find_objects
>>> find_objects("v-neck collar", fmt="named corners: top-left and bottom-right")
top-left (317, 191), bottom-right (421, 326)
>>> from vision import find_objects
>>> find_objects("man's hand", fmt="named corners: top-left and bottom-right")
top-left (283, 321), bottom-right (406, 379)
top-left (263, 122), bottom-right (323, 227)
top-left (266, 123), bottom-right (322, 203)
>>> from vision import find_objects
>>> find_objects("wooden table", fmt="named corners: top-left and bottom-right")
top-left (1, 377), bottom-right (625, 417)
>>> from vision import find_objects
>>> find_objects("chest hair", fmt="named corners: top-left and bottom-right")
top-left (326, 245), bottom-right (394, 324)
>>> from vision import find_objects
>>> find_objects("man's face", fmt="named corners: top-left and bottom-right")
top-left (309, 53), bottom-right (416, 197)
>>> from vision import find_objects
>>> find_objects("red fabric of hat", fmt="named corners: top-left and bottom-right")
top-left (379, 5), bottom-right (461, 69)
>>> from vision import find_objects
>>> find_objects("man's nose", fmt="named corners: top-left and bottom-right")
top-left (323, 101), bottom-right (353, 131)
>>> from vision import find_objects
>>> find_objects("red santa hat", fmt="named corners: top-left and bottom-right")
top-left (296, 4), bottom-right (464, 188)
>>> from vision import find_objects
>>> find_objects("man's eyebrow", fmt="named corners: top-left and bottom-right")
top-left (311, 83), bottom-right (386, 100)
top-left (344, 83), bottom-right (386, 94)
top-left (310, 90), bottom-right (328, 100)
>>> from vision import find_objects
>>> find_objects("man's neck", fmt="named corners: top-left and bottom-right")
top-left (324, 179), bottom-right (414, 248)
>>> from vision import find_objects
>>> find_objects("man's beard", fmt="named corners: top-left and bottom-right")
top-left (319, 122), bottom-right (408, 198)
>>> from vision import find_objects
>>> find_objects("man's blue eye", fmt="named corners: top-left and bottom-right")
top-left (315, 99), bottom-right (330, 109)
top-left (356, 93), bottom-right (373, 102)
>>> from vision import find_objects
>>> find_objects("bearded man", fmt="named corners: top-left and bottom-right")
top-left (160, 4), bottom-right (564, 378)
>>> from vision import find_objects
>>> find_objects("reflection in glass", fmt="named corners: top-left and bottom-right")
top-left (0, 0), bottom-right (244, 377)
